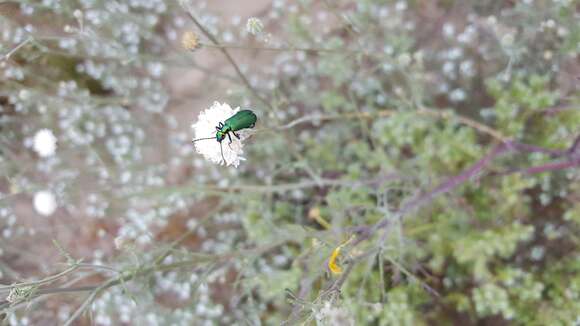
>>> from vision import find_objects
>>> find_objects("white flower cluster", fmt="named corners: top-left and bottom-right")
top-left (191, 102), bottom-right (249, 167)
top-left (315, 302), bottom-right (354, 326)
top-left (33, 190), bottom-right (57, 216)
top-left (32, 129), bottom-right (57, 158)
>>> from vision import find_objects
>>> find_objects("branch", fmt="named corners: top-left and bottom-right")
top-left (352, 134), bottom-right (580, 246)
top-left (375, 144), bottom-right (508, 231)
top-left (0, 264), bottom-right (81, 293)
top-left (127, 174), bottom-right (402, 198)
top-left (202, 43), bottom-right (362, 54)
top-left (54, 240), bottom-right (292, 325)
top-left (183, 7), bottom-right (274, 111)
top-left (276, 108), bottom-right (509, 143)
top-left (0, 36), bottom-right (32, 60)
top-left (501, 158), bottom-right (580, 176)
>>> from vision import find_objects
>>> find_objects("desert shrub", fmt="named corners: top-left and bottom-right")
top-left (0, 0), bottom-right (578, 325)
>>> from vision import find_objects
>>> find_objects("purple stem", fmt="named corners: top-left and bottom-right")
top-left (568, 135), bottom-right (580, 157)
top-left (350, 135), bottom-right (580, 245)
top-left (506, 141), bottom-right (567, 157)
top-left (375, 144), bottom-right (509, 230)
top-left (518, 159), bottom-right (579, 175)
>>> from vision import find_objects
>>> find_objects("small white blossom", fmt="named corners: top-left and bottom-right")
top-left (33, 190), bottom-right (57, 216)
top-left (191, 102), bottom-right (248, 167)
top-left (114, 235), bottom-right (132, 250)
top-left (246, 17), bottom-right (264, 35)
top-left (449, 88), bottom-right (467, 102)
top-left (442, 23), bottom-right (455, 38)
top-left (315, 302), bottom-right (354, 326)
top-left (397, 53), bottom-right (412, 66)
top-left (501, 33), bottom-right (515, 47)
top-left (32, 129), bottom-right (57, 157)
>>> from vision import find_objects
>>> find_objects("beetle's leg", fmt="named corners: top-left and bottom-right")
top-left (215, 126), bottom-right (221, 132)
top-left (232, 131), bottom-right (241, 139)
top-left (226, 133), bottom-right (235, 150)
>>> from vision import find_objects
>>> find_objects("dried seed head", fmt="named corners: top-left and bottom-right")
top-left (6, 286), bottom-right (34, 303)
top-left (181, 31), bottom-right (200, 51)
top-left (246, 17), bottom-right (264, 35)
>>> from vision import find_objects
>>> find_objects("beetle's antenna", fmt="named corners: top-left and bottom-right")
top-left (219, 142), bottom-right (226, 165)
top-left (192, 137), bottom-right (215, 143)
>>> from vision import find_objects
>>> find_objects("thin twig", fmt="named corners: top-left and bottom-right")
top-left (0, 264), bottom-right (81, 292)
top-left (152, 203), bottom-right (224, 266)
top-left (74, 263), bottom-right (120, 274)
top-left (384, 256), bottom-right (440, 297)
top-left (184, 8), bottom-right (274, 111)
top-left (127, 174), bottom-right (401, 198)
top-left (63, 287), bottom-right (102, 326)
top-left (57, 239), bottom-right (294, 325)
top-left (202, 42), bottom-right (363, 54)
top-left (275, 108), bottom-right (509, 143)
top-left (1, 36), bottom-right (32, 60)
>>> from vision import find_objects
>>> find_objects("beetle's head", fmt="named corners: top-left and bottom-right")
top-left (216, 131), bottom-right (225, 142)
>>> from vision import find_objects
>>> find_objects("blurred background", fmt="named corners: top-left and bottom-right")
top-left (0, 0), bottom-right (579, 325)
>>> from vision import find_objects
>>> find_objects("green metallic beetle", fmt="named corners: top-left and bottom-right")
top-left (192, 110), bottom-right (257, 163)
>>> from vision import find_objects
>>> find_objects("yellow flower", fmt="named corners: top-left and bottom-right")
top-left (327, 235), bottom-right (356, 275)
top-left (328, 246), bottom-right (343, 274)
top-left (181, 31), bottom-right (200, 51)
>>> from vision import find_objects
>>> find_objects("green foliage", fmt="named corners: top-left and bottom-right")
top-left (453, 222), bottom-right (534, 280)
top-left (235, 1), bottom-right (580, 324)
top-left (488, 75), bottom-right (559, 138)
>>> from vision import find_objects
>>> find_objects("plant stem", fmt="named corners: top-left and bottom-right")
top-left (0, 36), bottom-right (32, 60)
top-left (202, 42), bottom-right (363, 54)
top-left (276, 108), bottom-right (509, 143)
top-left (127, 174), bottom-right (401, 199)
top-left (0, 264), bottom-right (80, 292)
top-left (185, 11), bottom-right (274, 111)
